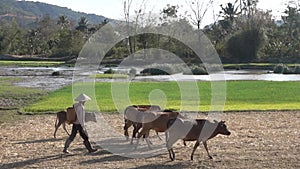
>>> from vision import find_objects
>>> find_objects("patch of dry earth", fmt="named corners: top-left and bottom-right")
top-left (0, 111), bottom-right (299, 169)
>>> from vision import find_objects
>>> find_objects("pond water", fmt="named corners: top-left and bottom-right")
top-left (1, 66), bottom-right (300, 91)
top-left (135, 70), bottom-right (300, 82)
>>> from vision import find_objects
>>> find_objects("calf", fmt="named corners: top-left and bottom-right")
top-left (54, 110), bottom-right (69, 138)
top-left (54, 110), bottom-right (97, 138)
top-left (135, 111), bottom-right (182, 149)
top-left (166, 118), bottom-right (231, 161)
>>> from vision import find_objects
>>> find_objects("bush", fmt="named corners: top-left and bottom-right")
top-left (226, 29), bottom-right (264, 63)
top-left (183, 65), bottom-right (208, 75)
top-left (129, 68), bottom-right (137, 76)
top-left (104, 68), bottom-right (115, 74)
top-left (283, 66), bottom-right (293, 74)
top-left (140, 68), bottom-right (169, 75)
top-left (104, 64), bottom-right (118, 67)
top-left (191, 67), bottom-right (208, 75)
top-left (294, 65), bottom-right (300, 74)
top-left (140, 64), bottom-right (185, 75)
top-left (51, 71), bottom-right (61, 76)
top-left (273, 64), bottom-right (295, 74)
top-left (273, 64), bottom-right (284, 73)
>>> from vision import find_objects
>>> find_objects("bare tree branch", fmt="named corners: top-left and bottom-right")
top-left (186, 0), bottom-right (214, 29)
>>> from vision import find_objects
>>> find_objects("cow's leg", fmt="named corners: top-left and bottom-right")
top-left (54, 118), bottom-right (63, 138)
top-left (203, 141), bottom-right (213, 159)
top-left (133, 123), bottom-right (142, 140)
top-left (135, 132), bottom-right (141, 149)
top-left (191, 140), bottom-right (200, 160)
top-left (62, 122), bottom-right (70, 136)
top-left (131, 123), bottom-right (138, 144)
top-left (155, 131), bottom-right (162, 140)
top-left (135, 127), bottom-right (148, 149)
top-left (54, 117), bottom-right (59, 138)
top-left (165, 132), bottom-right (175, 161)
top-left (168, 148), bottom-right (175, 161)
top-left (124, 119), bottom-right (133, 141)
top-left (144, 131), bottom-right (152, 149)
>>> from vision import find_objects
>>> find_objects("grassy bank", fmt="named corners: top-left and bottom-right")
top-left (0, 60), bottom-right (64, 67)
top-left (24, 81), bottom-right (300, 113)
top-left (0, 78), bottom-right (42, 96)
top-left (0, 77), bottom-right (45, 123)
top-left (90, 74), bottom-right (129, 79)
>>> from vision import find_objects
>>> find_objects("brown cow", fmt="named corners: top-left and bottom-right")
top-left (166, 118), bottom-right (231, 161)
top-left (54, 110), bottom-right (97, 138)
top-left (135, 111), bottom-right (182, 149)
top-left (123, 105), bottom-right (161, 144)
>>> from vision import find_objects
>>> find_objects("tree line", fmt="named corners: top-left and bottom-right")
top-left (0, 14), bottom-right (108, 58)
top-left (0, 0), bottom-right (299, 64)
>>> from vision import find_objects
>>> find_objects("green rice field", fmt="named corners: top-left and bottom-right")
top-left (23, 81), bottom-right (300, 113)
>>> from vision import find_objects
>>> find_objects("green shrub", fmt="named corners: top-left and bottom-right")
top-left (192, 67), bottom-right (208, 75)
top-left (183, 65), bottom-right (208, 75)
top-left (104, 64), bottom-right (118, 67)
top-left (274, 64), bottom-right (300, 74)
top-left (273, 64), bottom-right (285, 73)
top-left (129, 68), bottom-right (137, 76)
top-left (51, 71), bottom-right (61, 76)
top-left (140, 64), bottom-right (184, 75)
top-left (294, 65), bottom-right (300, 74)
top-left (140, 68), bottom-right (169, 75)
top-left (283, 66), bottom-right (293, 74)
top-left (104, 68), bottom-right (115, 74)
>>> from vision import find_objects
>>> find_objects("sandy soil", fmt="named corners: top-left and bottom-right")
top-left (0, 111), bottom-right (299, 169)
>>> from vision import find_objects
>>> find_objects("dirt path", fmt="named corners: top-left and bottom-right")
top-left (0, 111), bottom-right (299, 169)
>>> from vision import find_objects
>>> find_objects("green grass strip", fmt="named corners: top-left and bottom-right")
top-left (24, 81), bottom-right (300, 113)
top-left (0, 78), bottom-right (42, 97)
top-left (0, 61), bottom-right (64, 67)
top-left (90, 74), bottom-right (129, 79)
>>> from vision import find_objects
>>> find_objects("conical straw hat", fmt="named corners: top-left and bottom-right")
top-left (75, 94), bottom-right (91, 102)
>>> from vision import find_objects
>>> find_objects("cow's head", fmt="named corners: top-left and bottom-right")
top-left (217, 120), bottom-right (231, 136)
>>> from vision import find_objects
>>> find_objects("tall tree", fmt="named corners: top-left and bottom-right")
top-left (240, 0), bottom-right (259, 18)
top-left (123, 0), bottom-right (147, 55)
top-left (37, 15), bottom-right (57, 55)
top-left (186, 0), bottom-right (214, 29)
top-left (57, 15), bottom-right (70, 30)
top-left (160, 4), bottom-right (180, 51)
top-left (123, 0), bottom-right (134, 54)
top-left (281, 3), bottom-right (300, 58)
top-left (219, 1), bottom-right (241, 33)
top-left (0, 19), bottom-right (25, 55)
top-left (76, 16), bottom-right (89, 33)
top-left (220, 2), bottom-right (241, 23)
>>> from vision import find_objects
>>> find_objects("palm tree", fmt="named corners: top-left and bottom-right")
top-left (220, 2), bottom-right (241, 22)
top-left (57, 15), bottom-right (70, 29)
top-left (76, 16), bottom-right (88, 32)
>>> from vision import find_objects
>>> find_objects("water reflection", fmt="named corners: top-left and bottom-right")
top-left (135, 70), bottom-right (300, 82)
top-left (2, 66), bottom-right (300, 91)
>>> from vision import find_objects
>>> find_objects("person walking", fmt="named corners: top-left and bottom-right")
top-left (63, 93), bottom-right (97, 153)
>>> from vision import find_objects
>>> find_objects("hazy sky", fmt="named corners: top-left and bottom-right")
top-left (28, 0), bottom-right (288, 26)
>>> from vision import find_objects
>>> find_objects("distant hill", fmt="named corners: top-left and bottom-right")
top-left (0, 0), bottom-right (114, 28)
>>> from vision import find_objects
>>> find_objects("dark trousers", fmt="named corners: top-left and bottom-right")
top-left (69, 124), bottom-right (89, 142)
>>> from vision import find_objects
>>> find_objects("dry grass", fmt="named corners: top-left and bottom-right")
top-left (0, 111), bottom-right (299, 169)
